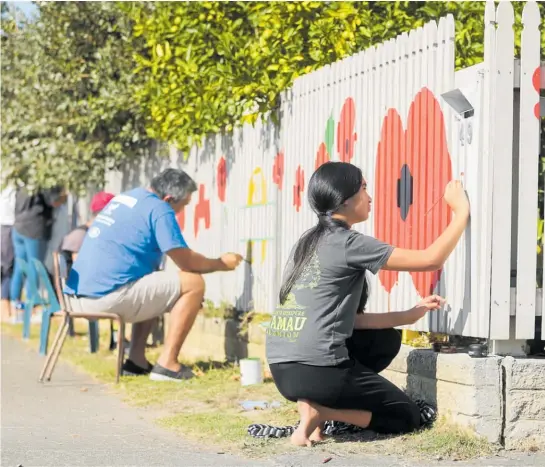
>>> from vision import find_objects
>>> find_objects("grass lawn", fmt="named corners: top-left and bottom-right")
top-left (2, 318), bottom-right (495, 461)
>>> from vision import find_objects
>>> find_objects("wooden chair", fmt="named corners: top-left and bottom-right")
top-left (33, 255), bottom-right (105, 354)
top-left (39, 252), bottom-right (126, 383)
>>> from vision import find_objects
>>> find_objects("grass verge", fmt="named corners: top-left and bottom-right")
top-left (2, 319), bottom-right (495, 460)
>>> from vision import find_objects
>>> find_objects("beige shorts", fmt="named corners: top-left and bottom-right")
top-left (67, 271), bottom-right (181, 323)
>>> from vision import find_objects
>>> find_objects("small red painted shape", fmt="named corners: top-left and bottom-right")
top-left (375, 87), bottom-right (452, 297)
top-left (273, 151), bottom-right (284, 190)
top-left (194, 184), bottom-right (211, 237)
top-left (315, 142), bottom-right (329, 170)
top-left (176, 207), bottom-right (185, 231)
top-left (293, 165), bottom-right (305, 212)
top-left (217, 157), bottom-right (227, 202)
top-left (337, 98), bottom-right (357, 163)
top-left (532, 67), bottom-right (541, 119)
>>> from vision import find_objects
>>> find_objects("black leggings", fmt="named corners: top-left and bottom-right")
top-left (269, 328), bottom-right (421, 434)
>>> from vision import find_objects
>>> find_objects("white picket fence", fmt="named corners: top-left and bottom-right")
top-left (101, 1), bottom-right (543, 341)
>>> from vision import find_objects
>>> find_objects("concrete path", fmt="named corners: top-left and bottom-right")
top-left (1, 334), bottom-right (265, 467)
top-left (2, 333), bottom-right (545, 467)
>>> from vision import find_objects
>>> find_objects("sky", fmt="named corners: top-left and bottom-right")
top-left (9, 1), bottom-right (39, 19)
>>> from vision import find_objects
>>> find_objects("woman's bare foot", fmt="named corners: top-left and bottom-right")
top-left (309, 423), bottom-right (327, 442)
top-left (290, 400), bottom-right (322, 447)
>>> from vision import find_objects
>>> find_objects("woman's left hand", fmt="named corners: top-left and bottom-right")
top-left (408, 295), bottom-right (445, 323)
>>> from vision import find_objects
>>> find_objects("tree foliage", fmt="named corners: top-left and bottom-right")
top-left (1, 2), bottom-right (150, 192)
top-left (127, 1), bottom-right (544, 153)
top-left (2, 1), bottom-right (543, 192)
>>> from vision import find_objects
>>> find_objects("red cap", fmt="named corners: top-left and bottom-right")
top-left (90, 191), bottom-right (115, 214)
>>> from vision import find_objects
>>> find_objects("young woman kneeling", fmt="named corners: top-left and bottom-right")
top-left (265, 162), bottom-right (469, 447)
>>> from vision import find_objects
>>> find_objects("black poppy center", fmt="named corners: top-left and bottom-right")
top-left (397, 164), bottom-right (413, 221)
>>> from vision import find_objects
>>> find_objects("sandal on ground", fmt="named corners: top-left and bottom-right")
top-left (414, 399), bottom-right (437, 428)
top-left (247, 420), bottom-right (363, 438)
top-left (323, 420), bottom-right (364, 435)
top-left (247, 423), bottom-right (297, 438)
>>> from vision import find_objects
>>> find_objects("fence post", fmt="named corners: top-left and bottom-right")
top-left (516, 1), bottom-right (541, 339)
top-left (489, 0), bottom-right (515, 341)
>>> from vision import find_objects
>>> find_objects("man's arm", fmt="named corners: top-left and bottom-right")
top-left (167, 247), bottom-right (231, 274)
top-left (61, 229), bottom-right (86, 254)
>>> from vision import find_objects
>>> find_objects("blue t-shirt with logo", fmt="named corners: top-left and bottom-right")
top-left (65, 187), bottom-right (187, 297)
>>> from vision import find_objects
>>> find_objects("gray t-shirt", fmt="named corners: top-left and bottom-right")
top-left (266, 226), bottom-right (394, 366)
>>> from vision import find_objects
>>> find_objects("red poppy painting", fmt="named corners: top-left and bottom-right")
top-left (194, 184), bottom-right (211, 237)
top-left (374, 87), bottom-right (452, 297)
top-left (273, 151), bottom-right (284, 190)
top-left (337, 98), bottom-right (357, 163)
top-left (293, 166), bottom-right (305, 212)
top-left (217, 157), bottom-right (227, 202)
top-left (315, 142), bottom-right (329, 170)
top-left (533, 67), bottom-right (541, 119)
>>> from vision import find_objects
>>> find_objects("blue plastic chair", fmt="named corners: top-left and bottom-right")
top-left (15, 258), bottom-right (45, 340)
top-left (31, 258), bottom-right (61, 355)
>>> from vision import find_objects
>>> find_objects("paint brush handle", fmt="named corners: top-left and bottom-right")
top-left (425, 176), bottom-right (467, 216)
top-left (424, 195), bottom-right (444, 216)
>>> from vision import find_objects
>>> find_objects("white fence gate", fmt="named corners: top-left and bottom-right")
top-left (102, 1), bottom-right (544, 342)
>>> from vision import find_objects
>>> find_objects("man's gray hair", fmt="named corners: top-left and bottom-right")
top-left (150, 168), bottom-right (197, 202)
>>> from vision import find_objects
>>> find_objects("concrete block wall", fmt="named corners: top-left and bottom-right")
top-left (383, 346), bottom-right (504, 443)
top-left (503, 356), bottom-right (545, 449)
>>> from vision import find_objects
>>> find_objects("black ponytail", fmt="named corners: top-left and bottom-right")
top-left (279, 162), bottom-right (363, 304)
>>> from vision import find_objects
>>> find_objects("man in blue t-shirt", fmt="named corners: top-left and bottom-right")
top-left (65, 168), bottom-right (243, 382)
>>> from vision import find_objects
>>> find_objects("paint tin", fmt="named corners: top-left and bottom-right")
top-left (240, 358), bottom-right (263, 386)
top-left (468, 343), bottom-right (488, 358)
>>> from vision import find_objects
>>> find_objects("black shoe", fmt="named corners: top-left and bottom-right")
top-left (149, 363), bottom-right (195, 382)
top-left (122, 359), bottom-right (153, 376)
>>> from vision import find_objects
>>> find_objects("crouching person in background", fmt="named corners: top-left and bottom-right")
top-left (64, 169), bottom-right (243, 382)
